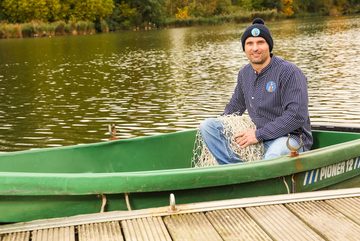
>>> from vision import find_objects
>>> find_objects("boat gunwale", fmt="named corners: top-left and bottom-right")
top-left (0, 127), bottom-right (357, 155)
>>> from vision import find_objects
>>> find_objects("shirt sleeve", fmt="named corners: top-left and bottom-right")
top-left (255, 67), bottom-right (309, 141)
top-left (223, 72), bottom-right (247, 115)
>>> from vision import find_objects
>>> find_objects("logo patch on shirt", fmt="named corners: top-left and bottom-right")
top-left (266, 81), bottom-right (277, 93)
top-left (251, 28), bottom-right (260, 37)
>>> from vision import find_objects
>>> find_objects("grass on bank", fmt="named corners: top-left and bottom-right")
top-left (0, 9), bottom-right (283, 39)
top-left (0, 20), bottom-right (110, 39)
top-left (163, 9), bottom-right (279, 27)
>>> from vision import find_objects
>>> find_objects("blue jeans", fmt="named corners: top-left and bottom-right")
top-left (199, 118), bottom-right (302, 164)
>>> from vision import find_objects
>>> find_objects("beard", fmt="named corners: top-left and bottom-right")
top-left (248, 52), bottom-right (270, 65)
top-left (250, 58), bottom-right (266, 65)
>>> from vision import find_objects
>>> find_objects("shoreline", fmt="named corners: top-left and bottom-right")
top-left (0, 12), bottom-right (359, 40)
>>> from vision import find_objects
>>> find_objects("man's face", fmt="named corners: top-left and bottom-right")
top-left (244, 37), bottom-right (270, 65)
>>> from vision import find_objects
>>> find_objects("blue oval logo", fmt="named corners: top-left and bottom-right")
top-left (251, 28), bottom-right (260, 37)
top-left (266, 81), bottom-right (277, 93)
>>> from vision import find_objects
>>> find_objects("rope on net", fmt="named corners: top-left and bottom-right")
top-left (191, 115), bottom-right (264, 167)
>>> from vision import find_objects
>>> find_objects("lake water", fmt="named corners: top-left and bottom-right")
top-left (0, 15), bottom-right (359, 151)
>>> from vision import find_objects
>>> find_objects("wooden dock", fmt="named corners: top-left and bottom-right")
top-left (1, 188), bottom-right (360, 241)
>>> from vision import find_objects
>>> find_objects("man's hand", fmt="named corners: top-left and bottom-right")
top-left (234, 129), bottom-right (259, 148)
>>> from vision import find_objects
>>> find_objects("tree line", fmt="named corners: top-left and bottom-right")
top-left (0, 0), bottom-right (359, 32)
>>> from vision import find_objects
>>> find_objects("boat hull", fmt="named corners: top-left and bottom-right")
top-left (1, 129), bottom-right (360, 222)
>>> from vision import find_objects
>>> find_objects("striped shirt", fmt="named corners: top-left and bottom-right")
top-left (224, 55), bottom-right (313, 150)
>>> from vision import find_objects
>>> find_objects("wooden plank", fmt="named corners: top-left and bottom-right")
top-left (2, 188), bottom-right (359, 235)
top-left (78, 222), bottom-right (123, 241)
top-left (121, 216), bottom-right (172, 241)
top-left (206, 208), bottom-right (272, 241)
top-left (0, 232), bottom-right (30, 241)
top-left (246, 204), bottom-right (324, 241)
top-left (32, 226), bottom-right (75, 241)
top-left (164, 213), bottom-right (222, 241)
top-left (286, 200), bottom-right (360, 240)
top-left (326, 197), bottom-right (360, 225)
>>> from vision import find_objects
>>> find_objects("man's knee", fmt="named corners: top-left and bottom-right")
top-left (199, 118), bottom-right (221, 134)
top-left (264, 137), bottom-right (300, 160)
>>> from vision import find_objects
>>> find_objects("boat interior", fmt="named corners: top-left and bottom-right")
top-left (0, 128), bottom-right (360, 173)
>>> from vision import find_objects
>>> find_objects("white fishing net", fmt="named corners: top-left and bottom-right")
top-left (191, 115), bottom-right (264, 167)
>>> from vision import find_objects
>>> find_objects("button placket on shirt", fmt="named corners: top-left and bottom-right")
top-left (250, 71), bottom-right (259, 110)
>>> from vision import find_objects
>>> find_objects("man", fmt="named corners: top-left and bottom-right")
top-left (199, 18), bottom-right (313, 164)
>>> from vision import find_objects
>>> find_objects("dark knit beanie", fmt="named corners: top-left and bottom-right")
top-left (241, 18), bottom-right (273, 52)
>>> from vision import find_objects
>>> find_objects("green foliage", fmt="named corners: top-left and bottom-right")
top-left (106, 1), bottom-right (139, 30)
top-left (95, 19), bottom-right (110, 32)
top-left (54, 21), bottom-right (66, 35)
top-left (71, 0), bottom-right (114, 21)
top-left (0, 20), bottom-right (97, 38)
top-left (1, 0), bottom-right (58, 23)
top-left (127, 0), bottom-right (166, 26)
top-left (75, 20), bottom-right (95, 34)
top-left (0, 0), bottom-right (114, 23)
top-left (215, 0), bottom-right (232, 15)
top-left (293, 0), bottom-right (360, 15)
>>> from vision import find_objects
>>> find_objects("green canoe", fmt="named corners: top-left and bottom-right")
top-left (1, 128), bottom-right (360, 222)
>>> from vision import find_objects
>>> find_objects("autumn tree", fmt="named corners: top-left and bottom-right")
top-left (70, 0), bottom-right (114, 21)
top-left (1, 0), bottom-right (61, 23)
top-left (165, 0), bottom-right (231, 18)
top-left (0, 0), bottom-right (114, 23)
top-left (281, 0), bottom-right (294, 16)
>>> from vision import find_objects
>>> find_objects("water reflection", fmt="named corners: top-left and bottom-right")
top-left (0, 16), bottom-right (359, 151)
